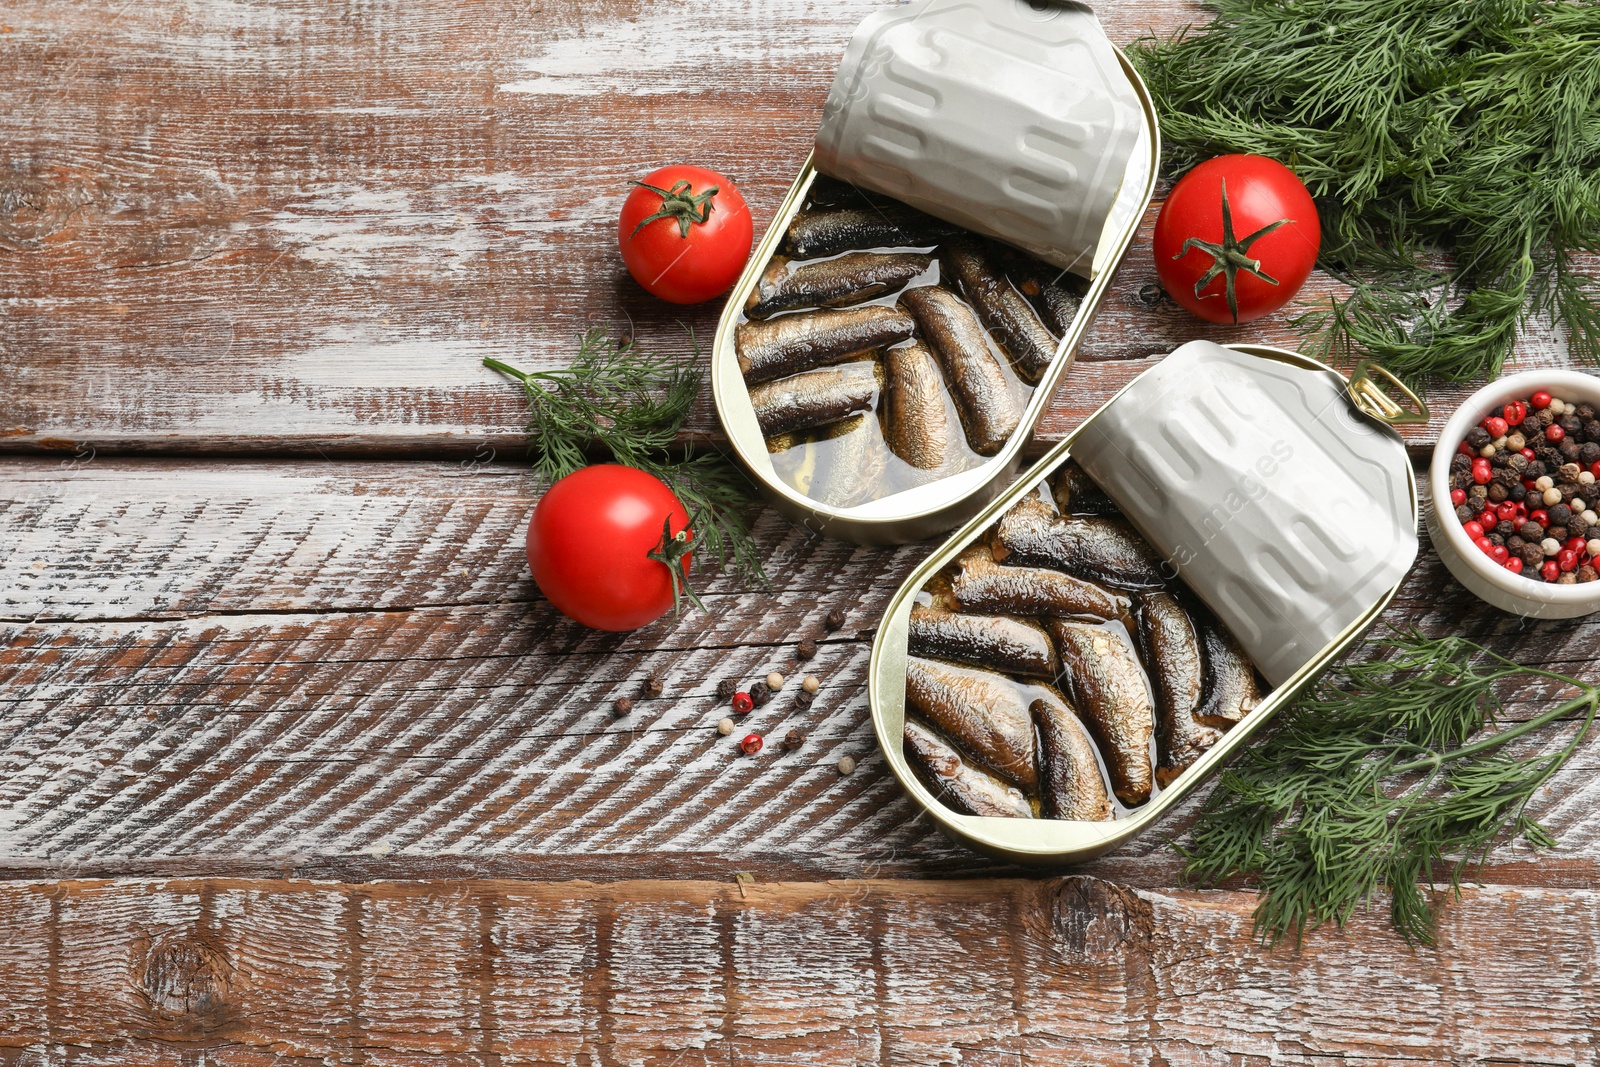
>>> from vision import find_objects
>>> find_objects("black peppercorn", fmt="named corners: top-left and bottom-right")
top-left (781, 729), bottom-right (806, 752)
top-left (1562, 414), bottom-right (1583, 436)
top-left (1585, 420), bottom-right (1600, 442)
top-left (717, 678), bottom-right (738, 701)
top-left (824, 608), bottom-right (846, 632)
top-left (1581, 564), bottom-right (1600, 583)
top-left (1537, 447), bottom-right (1563, 468)
top-left (749, 684), bottom-right (772, 708)
top-left (1507, 452), bottom-right (1529, 474)
top-left (1449, 470), bottom-right (1474, 491)
top-left (613, 697), bottom-right (633, 717)
top-left (1561, 440), bottom-right (1583, 463)
top-left (1487, 482), bottom-right (1508, 503)
top-left (1468, 485), bottom-right (1490, 505)
top-left (1488, 532), bottom-right (1506, 547)
top-left (1549, 525), bottom-right (1570, 542)
top-left (1466, 426), bottom-right (1491, 449)
top-left (1521, 542), bottom-right (1546, 567)
top-left (1550, 503), bottom-right (1574, 526)
top-left (1580, 443), bottom-right (1600, 467)
top-left (797, 637), bottom-right (818, 660)
top-left (641, 676), bottom-right (664, 699)
top-left (1578, 403), bottom-right (1596, 421)
top-left (1527, 460), bottom-right (1548, 479)
top-left (794, 688), bottom-right (816, 707)
top-left (1507, 535), bottom-right (1526, 552)
top-left (1491, 467), bottom-right (1518, 488)
top-left (1508, 484), bottom-right (1527, 503)
top-left (1450, 452), bottom-right (1471, 473)
top-left (1532, 407), bottom-right (1556, 429)
top-left (1520, 520), bottom-right (1545, 541)
top-left (1561, 484), bottom-right (1583, 505)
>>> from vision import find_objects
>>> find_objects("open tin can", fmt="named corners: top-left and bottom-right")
top-left (711, 0), bottom-right (1160, 544)
top-left (868, 342), bottom-right (1428, 865)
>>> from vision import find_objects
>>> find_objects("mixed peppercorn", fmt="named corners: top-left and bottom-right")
top-left (1448, 389), bottom-right (1600, 584)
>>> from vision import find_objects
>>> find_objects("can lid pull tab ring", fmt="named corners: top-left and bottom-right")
top-left (1348, 360), bottom-right (1430, 426)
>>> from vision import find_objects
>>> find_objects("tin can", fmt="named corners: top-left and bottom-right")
top-left (867, 343), bottom-right (1427, 865)
top-left (711, 1), bottom-right (1160, 545)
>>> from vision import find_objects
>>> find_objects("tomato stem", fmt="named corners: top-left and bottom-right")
top-left (1174, 177), bottom-right (1292, 323)
top-left (628, 180), bottom-right (719, 240)
top-left (646, 515), bottom-right (704, 617)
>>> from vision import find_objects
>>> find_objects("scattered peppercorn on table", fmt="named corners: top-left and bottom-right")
top-left (2, 0), bottom-right (1598, 1062)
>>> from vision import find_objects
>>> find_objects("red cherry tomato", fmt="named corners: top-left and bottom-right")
top-left (527, 464), bottom-right (695, 631)
top-left (1153, 155), bottom-right (1321, 324)
top-left (618, 165), bottom-right (752, 304)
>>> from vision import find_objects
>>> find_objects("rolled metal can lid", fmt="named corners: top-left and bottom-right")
top-left (814, 0), bottom-right (1143, 279)
top-left (1070, 341), bottom-right (1419, 686)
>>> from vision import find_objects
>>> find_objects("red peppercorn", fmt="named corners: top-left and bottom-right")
top-left (1522, 448), bottom-right (1538, 462)
top-left (1504, 402), bottom-right (1526, 425)
top-left (1590, 461), bottom-right (1600, 478)
top-left (1456, 441), bottom-right (1473, 457)
top-left (1472, 463), bottom-right (1492, 485)
top-left (1475, 536), bottom-right (1494, 554)
top-left (1497, 502), bottom-right (1518, 522)
top-left (1532, 390), bottom-right (1553, 410)
top-left (731, 691), bottom-right (754, 714)
top-left (1463, 520), bottom-right (1485, 540)
top-left (1543, 560), bottom-right (1561, 582)
top-left (1484, 416), bottom-right (1508, 437)
top-left (1477, 510), bottom-right (1498, 531)
top-left (740, 732), bottom-right (763, 755)
top-left (1547, 424), bottom-right (1566, 443)
top-left (1560, 549), bottom-right (1580, 572)
top-left (1491, 544), bottom-right (1510, 564)
top-left (1506, 557), bottom-right (1524, 575)
top-left (1450, 488), bottom-right (1467, 506)
top-left (1531, 509), bottom-right (1550, 526)
top-left (1569, 537), bottom-right (1589, 553)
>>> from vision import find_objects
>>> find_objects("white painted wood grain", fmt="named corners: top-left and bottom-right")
top-left (3, 0), bottom-right (1556, 454)
top-left (4, 457), bottom-right (1600, 881)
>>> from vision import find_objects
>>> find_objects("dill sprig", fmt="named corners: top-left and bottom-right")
top-left (484, 328), bottom-right (768, 589)
top-left (1131, 0), bottom-right (1600, 381)
top-left (1181, 632), bottom-right (1599, 947)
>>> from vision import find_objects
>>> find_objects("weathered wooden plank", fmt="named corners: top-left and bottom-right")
top-left (5, 456), bottom-right (1600, 882)
top-left (0, 876), bottom-right (1595, 1066)
top-left (0, 0), bottom-right (1546, 458)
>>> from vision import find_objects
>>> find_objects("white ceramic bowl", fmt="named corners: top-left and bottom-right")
top-left (1428, 369), bottom-right (1600, 618)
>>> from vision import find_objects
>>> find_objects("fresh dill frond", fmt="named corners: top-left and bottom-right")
top-left (484, 328), bottom-right (769, 589)
top-left (1179, 632), bottom-right (1599, 947)
top-left (1131, 0), bottom-right (1600, 382)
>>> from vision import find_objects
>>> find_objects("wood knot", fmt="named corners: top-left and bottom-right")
top-left (0, 170), bottom-right (92, 246)
top-left (133, 931), bottom-right (231, 1022)
top-left (1050, 876), bottom-right (1153, 960)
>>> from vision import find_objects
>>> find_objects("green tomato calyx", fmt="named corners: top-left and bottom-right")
top-left (646, 515), bottom-right (704, 617)
top-left (630, 180), bottom-right (719, 240)
top-left (1176, 177), bottom-right (1292, 323)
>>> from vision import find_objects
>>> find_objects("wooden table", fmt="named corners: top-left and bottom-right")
top-left (2, 1), bottom-right (1595, 1062)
